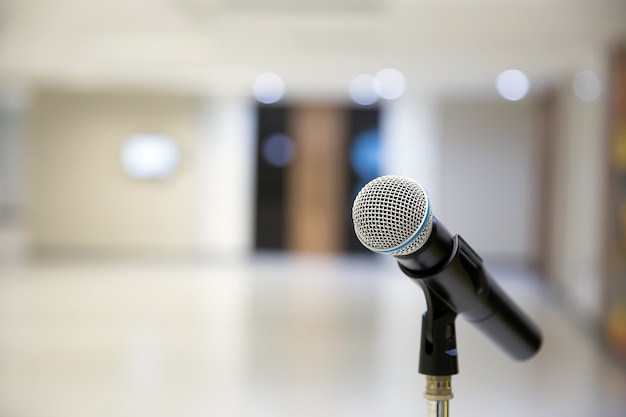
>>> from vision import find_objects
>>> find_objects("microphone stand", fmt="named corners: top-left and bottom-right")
top-left (417, 283), bottom-right (458, 417)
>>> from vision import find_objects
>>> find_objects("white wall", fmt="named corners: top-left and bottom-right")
top-left (380, 95), bottom-right (540, 263)
top-left (436, 98), bottom-right (539, 262)
top-left (194, 97), bottom-right (256, 257)
top-left (24, 88), bottom-right (257, 256)
top-left (28, 88), bottom-right (198, 253)
top-left (380, 96), bottom-right (440, 205)
top-left (380, 68), bottom-right (609, 320)
top-left (547, 67), bottom-right (607, 320)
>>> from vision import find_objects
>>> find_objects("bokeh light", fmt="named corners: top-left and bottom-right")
top-left (120, 134), bottom-right (181, 180)
top-left (496, 69), bottom-right (530, 101)
top-left (573, 70), bottom-right (602, 102)
top-left (252, 72), bottom-right (285, 104)
top-left (349, 74), bottom-right (379, 106)
top-left (262, 133), bottom-right (296, 167)
top-left (350, 129), bottom-right (380, 179)
top-left (375, 68), bottom-right (406, 100)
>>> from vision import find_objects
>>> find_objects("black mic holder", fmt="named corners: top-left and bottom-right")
top-left (397, 233), bottom-right (541, 417)
top-left (399, 234), bottom-right (474, 379)
top-left (414, 276), bottom-right (458, 417)
top-left (399, 234), bottom-right (503, 417)
top-left (417, 283), bottom-right (459, 376)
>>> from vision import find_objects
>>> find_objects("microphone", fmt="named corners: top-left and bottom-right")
top-left (352, 175), bottom-right (541, 361)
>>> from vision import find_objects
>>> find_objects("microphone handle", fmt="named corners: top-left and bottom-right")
top-left (463, 272), bottom-right (542, 360)
top-left (399, 234), bottom-right (542, 361)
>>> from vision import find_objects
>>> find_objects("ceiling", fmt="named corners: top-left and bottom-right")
top-left (0, 0), bottom-right (625, 100)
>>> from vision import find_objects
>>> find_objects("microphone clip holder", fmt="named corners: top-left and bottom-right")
top-left (417, 281), bottom-right (457, 417)
top-left (398, 233), bottom-right (482, 416)
top-left (418, 283), bottom-right (459, 376)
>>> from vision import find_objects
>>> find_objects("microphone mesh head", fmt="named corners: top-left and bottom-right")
top-left (352, 175), bottom-right (433, 256)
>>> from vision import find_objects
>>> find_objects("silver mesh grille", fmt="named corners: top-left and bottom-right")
top-left (352, 175), bottom-right (433, 256)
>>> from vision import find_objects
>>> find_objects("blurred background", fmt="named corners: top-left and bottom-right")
top-left (1, 0), bottom-right (626, 416)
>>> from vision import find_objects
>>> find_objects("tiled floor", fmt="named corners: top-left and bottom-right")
top-left (0, 253), bottom-right (624, 417)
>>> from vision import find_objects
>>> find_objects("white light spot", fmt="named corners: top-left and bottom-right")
top-left (496, 69), bottom-right (530, 101)
top-left (375, 68), bottom-right (406, 100)
top-left (350, 74), bottom-right (379, 106)
top-left (573, 71), bottom-right (601, 102)
top-left (253, 72), bottom-right (285, 104)
top-left (121, 134), bottom-right (180, 180)
top-left (262, 133), bottom-right (296, 167)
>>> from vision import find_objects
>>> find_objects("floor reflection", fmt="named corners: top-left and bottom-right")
top-left (0, 254), bottom-right (624, 417)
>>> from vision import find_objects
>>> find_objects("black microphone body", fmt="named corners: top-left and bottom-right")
top-left (352, 175), bottom-right (542, 362)
top-left (396, 217), bottom-right (541, 361)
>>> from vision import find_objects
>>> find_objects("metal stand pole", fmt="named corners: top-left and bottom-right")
top-left (424, 375), bottom-right (453, 417)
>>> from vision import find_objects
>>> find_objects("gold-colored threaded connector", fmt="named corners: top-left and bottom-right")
top-left (424, 375), bottom-right (453, 401)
